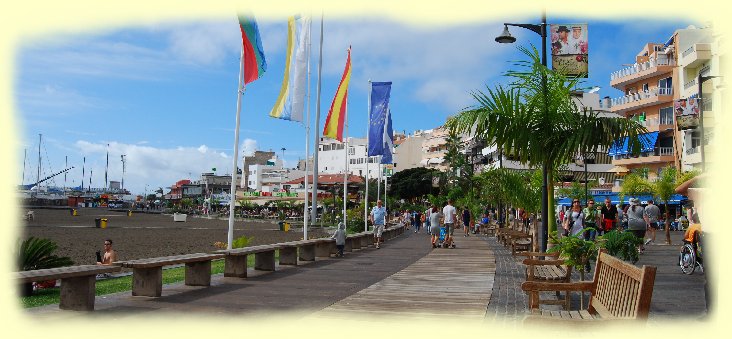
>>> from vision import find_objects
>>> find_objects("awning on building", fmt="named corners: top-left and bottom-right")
top-left (420, 159), bottom-right (429, 165)
top-left (608, 132), bottom-right (659, 156)
top-left (609, 165), bottom-right (630, 175)
top-left (608, 137), bottom-right (628, 156)
top-left (639, 131), bottom-right (659, 153)
top-left (429, 158), bottom-right (445, 164)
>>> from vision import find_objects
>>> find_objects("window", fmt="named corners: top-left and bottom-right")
top-left (660, 107), bottom-right (673, 125)
top-left (691, 131), bottom-right (701, 148)
top-left (658, 77), bottom-right (673, 93)
top-left (643, 83), bottom-right (649, 92)
top-left (348, 147), bottom-right (355, 155)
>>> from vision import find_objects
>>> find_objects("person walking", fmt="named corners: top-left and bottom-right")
top-left (414, 210), bottom-right (422, 233)
top-left (402, 210), bottom-right (412, 230)
top-left (462, 207), bottom-right (471, 237)
top-left (643, 199), bottom-right (661, 245)
top-left (424, 206), bottom-right (432, 234)
top-left (600, 198), bottom-right (618, 234)
top-left (429, 206), bottom-right (443, 248)
top-left (582, 198), bottom-right (601, 241)
top-left (331, 222), bottom-right (347, 257)
top-left (626, 198), bottom-right (647, 253)
top-left (442, 199), bottom-right (457, 248)
top-left (370, 200), bottom-right (387, 249)
top-left (562, 199), bottom-right (585, 237)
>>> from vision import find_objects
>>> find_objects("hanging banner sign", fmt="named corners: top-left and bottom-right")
top-left (675, 98), bottom-right (700, 130)
top-left (550, 23), bottom-right (588, 77)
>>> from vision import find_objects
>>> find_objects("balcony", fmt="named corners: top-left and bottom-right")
top-left (610, 88), bottom-right (674, 114)
top-left (610, 58), bottom-right (676, 89)
top-left (611, 146), bottom-right (675, 166)
top-left (638, 116), bottom-right (674, 132)
top-left (680, 43), bottom-right (712, 69)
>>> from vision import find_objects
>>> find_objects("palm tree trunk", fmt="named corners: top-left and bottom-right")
top-left (665, 202), bottom-right (671, 245)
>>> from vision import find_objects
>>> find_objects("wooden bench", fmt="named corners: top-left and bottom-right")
top-left (516, 251), bottom-right (572, 310)
top-left (511, 234), bottom-right (533, 255)
top-left (17, 265), bottom-right (121, 311)
top-left (215, 244), bottom-right (282, 278)
top-left (521, 250), bottom-right (657, 322)
top-left (117, 253), bottom-right (223, 297)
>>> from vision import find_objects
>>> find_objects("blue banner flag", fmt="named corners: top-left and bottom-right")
top-left (381, 109), bottom-right (394, 164)
top-left (368, 82), bottom-right (392, 156)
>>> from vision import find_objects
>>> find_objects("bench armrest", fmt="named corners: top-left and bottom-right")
top-left (521, 281), bottom-right (593, 293)
top-left (522, 258), bottom-right (566, 266)
top-left (514, 251), bottom-right (559, 258)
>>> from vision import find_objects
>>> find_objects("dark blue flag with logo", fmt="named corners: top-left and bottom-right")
top-left (368, 82), bottom-right (392, 156)
top-left (381, 109), bottom-right (394, 164)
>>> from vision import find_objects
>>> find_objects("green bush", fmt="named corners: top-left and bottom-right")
top-left (596, 230), bottom-right (643, 263)
top-left (548, 229), bottom-right (597, 276)
top-left (231, 235), bottom-right (252, 249)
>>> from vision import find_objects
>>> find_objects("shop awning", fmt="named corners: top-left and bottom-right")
top-left (608, 137), bottom-right (628, 156)
top-left (608, 132), bottom-right (658, 156)
top-left (639, 132), bottom-right (659, 153)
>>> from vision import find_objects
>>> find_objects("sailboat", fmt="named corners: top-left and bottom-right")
top-left (19, 134), bottom-right (74, 205)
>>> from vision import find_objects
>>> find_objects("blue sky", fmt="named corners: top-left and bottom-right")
top-left (14, 15), bottom-right (696, 196)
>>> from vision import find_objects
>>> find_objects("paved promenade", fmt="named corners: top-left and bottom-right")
top-left (26, 227), bottom-right (709, 325)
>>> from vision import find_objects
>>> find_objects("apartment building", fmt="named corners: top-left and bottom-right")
top-left (674, 26), bottom-right (719, 171)
top-left (608, 40), bottom-right (677, 181)
top-left (317, 137), bottom-right (382, 178)
top-left (247, 156), bottom-right (305, 193)
top-left (420, 127), bottom-right (452, 172)
top-left (608, 25), bottom-right (719, 178)
top-left (393, 130), bottom-right (426, 173)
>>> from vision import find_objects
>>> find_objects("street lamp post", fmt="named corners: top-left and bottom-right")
top-left (697, 74), bottom-right (720, 173)
top-left (495, 10), bottom-right (549, 251)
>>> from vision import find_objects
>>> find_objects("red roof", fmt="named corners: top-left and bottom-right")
top-left (285, 174), bottom-right (364, 185)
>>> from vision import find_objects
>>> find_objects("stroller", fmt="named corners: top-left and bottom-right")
top-left (437, 226), bottom-right (447, 248)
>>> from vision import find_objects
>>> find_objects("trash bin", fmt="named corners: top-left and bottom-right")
top-left (70, 209), bottom-right (77, 216)
top-left (283, 222), bottom-right (290, 232)
top-left (278, 221), bottom-right (284, 231)
top-left (94, 218), bottom-right (101, 228)
top-left (100, 218), bottom-right (108, 229)
top-left (127, 210), bottom-right (132, 217)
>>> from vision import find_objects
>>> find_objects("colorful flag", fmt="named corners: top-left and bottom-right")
top-left (368, 82), bottom-right (392, 156)
top-left (381, 109), bottom-right (394, 164)
top-left (270, 15), bottom-right (310, 122)
top-left (238, 14), bottom-right (267, 84)
top-left (323, 47), bottom-right (351, 141)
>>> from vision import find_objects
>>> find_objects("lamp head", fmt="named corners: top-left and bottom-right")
top-left (495, 25), bottom-right (516, 44)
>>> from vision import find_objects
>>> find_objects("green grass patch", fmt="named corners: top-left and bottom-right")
top-left (20, 258), bottom-right (242, 308)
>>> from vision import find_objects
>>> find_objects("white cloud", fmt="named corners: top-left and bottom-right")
top-left (164, 20), bottom-right (241, 65)
top-left (241, 138), bottom-right (258, 156)
top-left (70, 140), bottom-right (262, 195)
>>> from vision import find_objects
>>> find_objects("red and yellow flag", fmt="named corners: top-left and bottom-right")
top-left (323, 47), bottom-right (351, 141)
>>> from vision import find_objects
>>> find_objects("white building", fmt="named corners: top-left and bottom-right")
top-left (247, 156), bottom-right (304, 193)
top-left (318, 137), bottom-right (383, 178)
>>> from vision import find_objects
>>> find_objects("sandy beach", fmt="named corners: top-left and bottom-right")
top-left (21, 208), bottom-right (330, 266)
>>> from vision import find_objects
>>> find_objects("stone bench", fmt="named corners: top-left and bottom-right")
top-left (17, 265), bottom-right (121, 311)
top-left (215, 244), bottom-right (282, 278)
top-left (278, 239), bottom-right (333, 265)
top-left (116, 253), bottom-right (223, 297)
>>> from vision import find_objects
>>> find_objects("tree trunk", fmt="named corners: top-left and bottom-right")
top-left (665, 202), bottom-right (672, 245)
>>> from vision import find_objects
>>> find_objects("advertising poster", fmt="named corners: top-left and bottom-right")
top-left (675, 98), bottom-right (700, 130)
top-left (550, 24), bottom-right (588, 77)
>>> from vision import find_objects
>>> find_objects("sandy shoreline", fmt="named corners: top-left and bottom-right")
top-left (21, 208), bottom-right (331, 266)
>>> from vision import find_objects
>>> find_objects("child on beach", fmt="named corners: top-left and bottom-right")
top-left (332, 222), bottom-right (347, 257)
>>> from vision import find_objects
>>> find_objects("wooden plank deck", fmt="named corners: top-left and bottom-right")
top-left (313, 235), bottom-right (495, 319)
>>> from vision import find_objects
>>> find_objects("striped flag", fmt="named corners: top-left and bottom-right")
top-left (238, 14), bottom-right (267, 84)
top-left (323, 47), bottom-right (351, 141)
top-left (270, 15), bottom-right (310, 122)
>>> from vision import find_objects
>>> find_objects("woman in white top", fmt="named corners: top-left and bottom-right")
top-left (564, 199), bottom-right (585, 236)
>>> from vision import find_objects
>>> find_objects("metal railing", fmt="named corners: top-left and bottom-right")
top-left (686, 146), bottom-right (700, 155)
top-left (612, 146), bottom-right (674, 160)
top-left (682, 45), bottom-right (696, 58)
top-left (684, 78), bottom-right (697, 90)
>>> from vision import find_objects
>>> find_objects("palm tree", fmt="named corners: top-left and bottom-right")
top-left (18, 237), bottom-right (74, 296)
top-left (446, 46), bottom-right (646, 249)
top-left (621, 167), bottom-right (699, 244)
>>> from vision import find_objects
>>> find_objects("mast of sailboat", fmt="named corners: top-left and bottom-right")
top-left (105, 143), bottom-right (109, 190)
top-left (36, 134), bottom-right (41, 188)
top-left (81, 156), bottom-right (86, 191)
top-left (121, 154), bottom-right (127, 191)
top-left (22, 148), bottom-right (26, 186)
top-left (64, 156), bottom-right (67, 192)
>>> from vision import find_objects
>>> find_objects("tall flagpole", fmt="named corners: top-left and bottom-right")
top-left (311, 13), bottom-right (324, 226)
top-left (303, 16), bottom-right (312, 240)
top-left (377, 156), bottom-right (382, 201)
top-left (365, 80), bottom-right (371, 232)
top-left (343, 93), bottom-right (349, 227)
top-left (227, 48), bottom-right (246, 250)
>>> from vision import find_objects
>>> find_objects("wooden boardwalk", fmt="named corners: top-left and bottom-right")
top-left (313, 235), bottom-right (496, 319)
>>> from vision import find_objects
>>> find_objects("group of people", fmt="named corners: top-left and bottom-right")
top-left (560, 197), bottom-right (698, 254)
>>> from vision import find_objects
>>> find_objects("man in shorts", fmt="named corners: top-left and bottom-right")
top-left (643, 200), bottom-right (661, 245)
top-left (370, 200), bottom-right (387, 249)
top-left (442, 199), bottom-right (457, 248)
